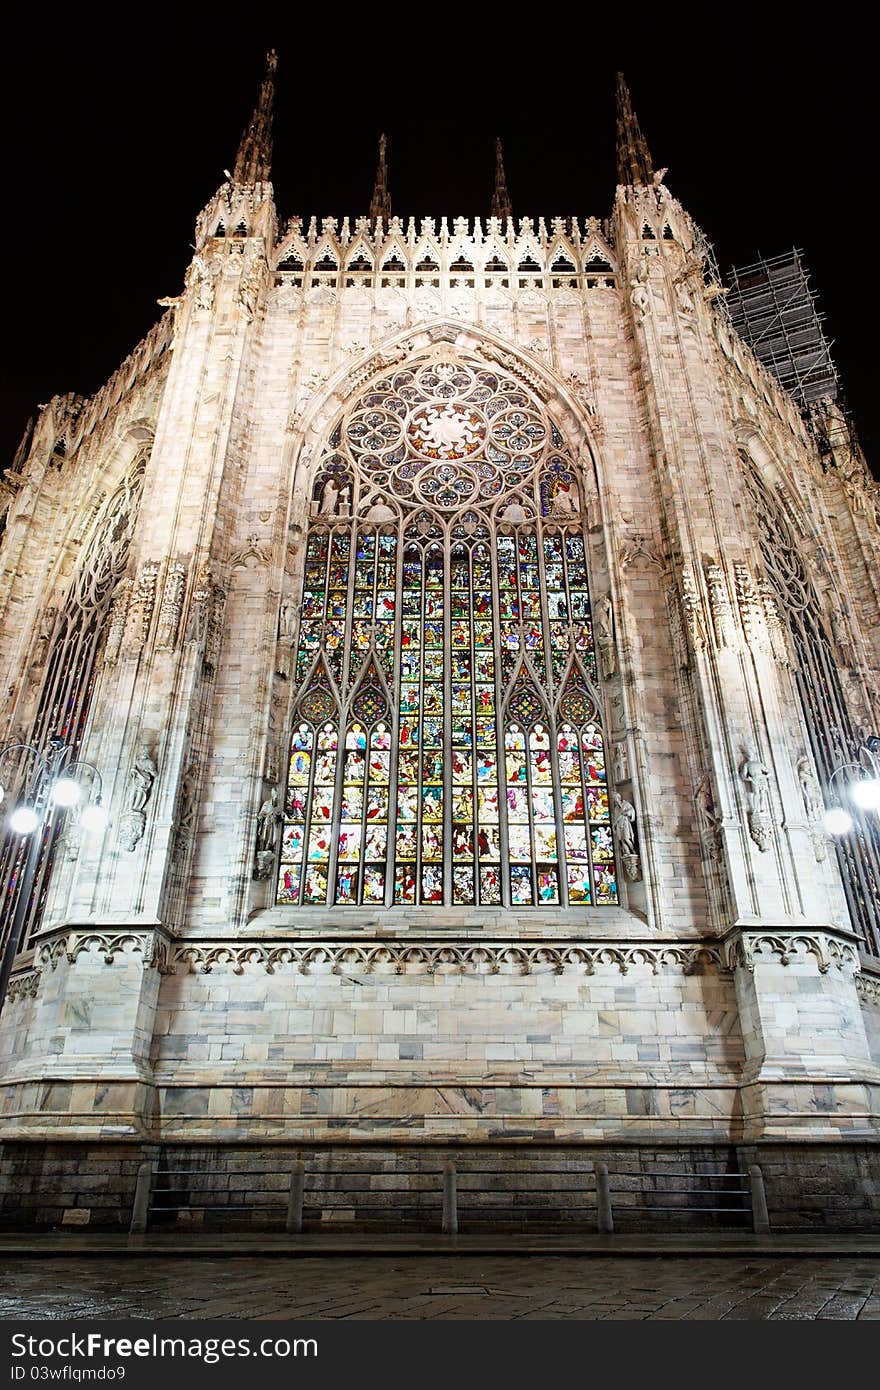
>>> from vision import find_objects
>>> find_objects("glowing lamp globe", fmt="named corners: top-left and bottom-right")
top-left (50, 777), bottom-right (81, 807)
top-left (79, 803), bottom-right (108, 833)
top-left (9, 805), bottom-right (39, 835)
top-left (823, 806), bottom-right (853, 836)
top-left (851, 778), bottom-right (880, 812)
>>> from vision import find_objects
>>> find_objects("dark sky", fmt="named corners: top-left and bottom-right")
top-left (2, 5), bottom-right (876, 470)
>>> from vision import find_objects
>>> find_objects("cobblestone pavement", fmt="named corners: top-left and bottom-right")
top-left (1, 1256), bottom-right (880, 1319)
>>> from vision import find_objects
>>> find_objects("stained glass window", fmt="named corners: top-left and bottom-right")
top-left (277, 353), bottom-right (620, 907)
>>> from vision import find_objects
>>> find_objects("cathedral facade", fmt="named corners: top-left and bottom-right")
top-left (1, 61), bottom-right (879, 1230)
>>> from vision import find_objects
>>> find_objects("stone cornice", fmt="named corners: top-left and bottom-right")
top-left (2, 924), bottom-right (867, 1003)
top-left (720, 923), bottom-right (861, 975)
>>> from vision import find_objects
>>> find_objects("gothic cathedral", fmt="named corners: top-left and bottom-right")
top-left (1, 58), bottom-right (879, 1230)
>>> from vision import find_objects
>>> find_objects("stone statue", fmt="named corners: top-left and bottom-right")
top-left (796, 753), bottom-right (827, 862)
top-left (551, 478), bottom-right (580, 518)
top-left (256, 786), bottom-right (279, 852)
top-left (318, 477), bottom-right (342, 516)
top-left (278, 602), bottom-right (298, 640)
top-left (128, 745), bottom-right (157, 813)
top-left (612, 789), bottom-right (640, 881)
top-left (694, 774), bottom-right (723, 862)
top-left (118, 744), bottom-right (157, 852)
top-left (612, 790), bottom-right (637, 855)
top-left (739, 747), bottom-right (773, 852)
top-left (612, 741), bottom-right (629, 784)
top-left (33, 607), bottom-right (57, 668)
top-left (630, 280), bottom-right (650, 319)
top-left (796, 754), bottom-right (823, 821)
top-left (596, 593), bottom-right (616, 680)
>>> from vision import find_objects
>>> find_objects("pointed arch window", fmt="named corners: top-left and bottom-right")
top-left (0, 454), bottom-right (146, 952)
top-left (278, 354), bottom-right (620, 908)
top-left (747, 463), bottom-right (880, 953)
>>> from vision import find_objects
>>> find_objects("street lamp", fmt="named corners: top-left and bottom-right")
top-left (0, 737), bottom-right (107, 1016)
top-left (823, 734), bottom-right (880, 837)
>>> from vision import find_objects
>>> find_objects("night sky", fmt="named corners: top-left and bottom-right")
top-left (2, 6), bottom-right (875, 470)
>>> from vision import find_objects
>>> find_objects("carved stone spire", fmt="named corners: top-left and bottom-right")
top-left (491, 137), bottom-right (512, 222)
top-left (232, 50), bottom-right (277, 185)
top-left (615, 72), bottom-right (655, 187)
top-left (369, 133), bottom-right (391, 224)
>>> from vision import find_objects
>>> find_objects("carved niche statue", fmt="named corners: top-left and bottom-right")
top-left (596, 593), bottom-right (616, 681)
top-left (612, 740), bottom-right (629, 784)
top-left (796, 753), bottom-right (827, 862)
top-left (315, 475), bottom-right (352, 518)
top-left (254, 786), bottom-right (280, 880)
top-left (551, 477), bottom-right (580, 518)
top-left (118, 743), bottom-right (158, 852)
top-left (612, 789), bottom-right (640, 881)
top-left (739, 747), bottom-right (773, 852)
top-left (630, 279), bottom-right (650, 319)
top-left (694, 773), bottom-right (724, 863)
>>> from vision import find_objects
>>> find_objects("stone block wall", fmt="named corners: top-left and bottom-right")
top-left (3, 1139), bottom-right (880, 1233)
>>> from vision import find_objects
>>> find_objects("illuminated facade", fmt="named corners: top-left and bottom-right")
top-left (1, 61), bottom-right (879, 1229)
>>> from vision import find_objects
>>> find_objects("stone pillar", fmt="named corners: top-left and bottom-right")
top-left (0, 929), bottom-right (166, 1140)
top-left (728, 927), bottom-right (880, 1140)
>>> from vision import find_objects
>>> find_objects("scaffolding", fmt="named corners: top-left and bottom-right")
top-left (724, 249), bottom-right (838, 408)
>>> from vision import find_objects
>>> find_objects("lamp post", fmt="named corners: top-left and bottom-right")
top-left (822, 734), bottom-right (880, 837)
top-left (0, 737), bottom-right (107, 1016)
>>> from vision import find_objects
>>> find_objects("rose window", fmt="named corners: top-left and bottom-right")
top-left (326, 358), bottom-right (566, 513)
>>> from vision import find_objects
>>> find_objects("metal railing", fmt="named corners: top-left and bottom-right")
top-left (128, 1156), bottom-right (770, 1236)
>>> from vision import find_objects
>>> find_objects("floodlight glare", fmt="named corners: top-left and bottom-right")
top-left (823, 806), bottom-right (853, 836)
top-left (852, 777), bottom-right (880, 811)
top-left (79, 803), bottom-right (108, 833)
top-left (9, 805), bottom-right (39, 835)
top-left (50, 777), bottom-right (81, 807)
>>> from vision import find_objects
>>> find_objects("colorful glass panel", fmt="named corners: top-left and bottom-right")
top-left (279, 354), bottom-right (620, 907)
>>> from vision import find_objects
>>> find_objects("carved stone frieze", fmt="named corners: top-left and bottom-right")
top-left (856, 971), bottom-right (880, 1006)
top-left (618, 534), bottom-right (664, 573)
top-left (703, 558), bottom-right (736, 648)
top-left (103, 577), bottom-right (132, 666)
top-left (679, 563), bottom-right (708, 656)
top-left (723, 931), bottom-right (859, 975)
top-left (6, 971), bottom-right (40, 1001)
top-left (122, 560), bottom-right (160, 655)
top-left (756, 575), bottom-right (791, 666)
top-left (733, 561), bottom-right (767, 652)
top-left (155, 559), bottom-right (187, 651)
top-left (228, 533), bottom-right (272, 569)
top-left (171, 939), bottom-right (725, 978)
top-left (37, 928), bottom-right (171, 972)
